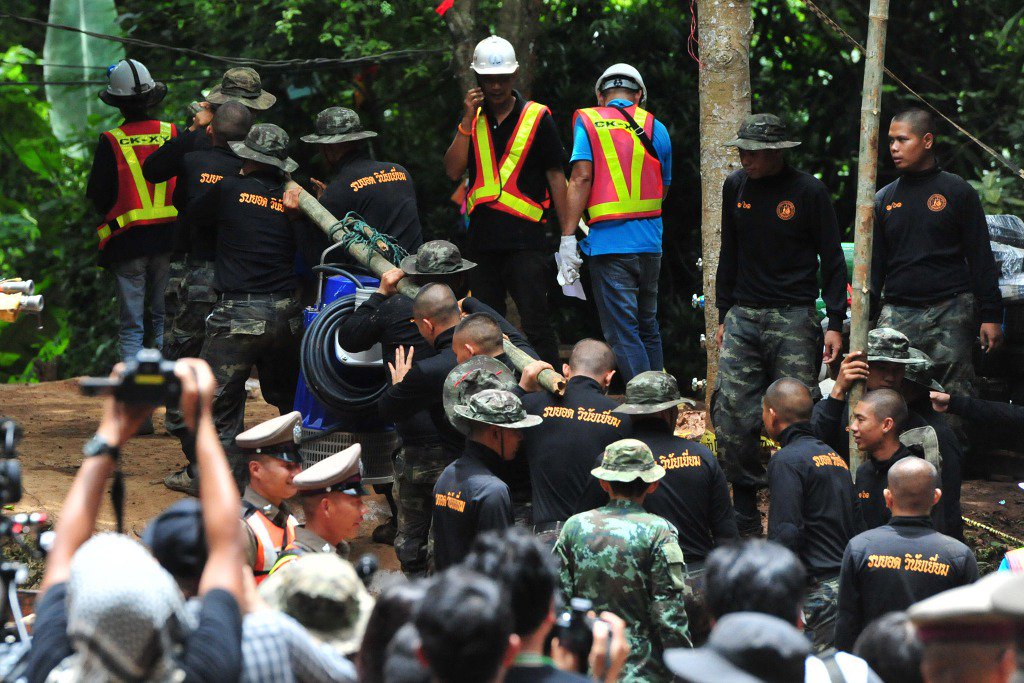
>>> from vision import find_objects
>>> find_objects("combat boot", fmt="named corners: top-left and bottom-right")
top-left (164, 467), bottom-right (199, 497)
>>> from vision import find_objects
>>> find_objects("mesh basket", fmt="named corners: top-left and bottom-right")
top-left (299, 428), bottom-right (399, 485)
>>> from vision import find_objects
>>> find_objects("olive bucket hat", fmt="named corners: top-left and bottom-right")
top-left (443, 357), bottom-right (518, 436)
top-left (725, 114), bottom-right (801, 151)
top-left (591, 439), bottom-right (665, 483)
top-left (613, 371), bottom-right (696, 415)
top-left (229, 123), bottom-right (298, 173)
top-left (903, 348), bottom-right (945, 392)
top-left (206, 67), bottom-right (276, 110)
top-left (452, 389), bottom-right (542, 430)
top-left (399, 240), bottom-right (476, 275)
top-left (301, 107), bottom-right (378, 145)
top-left (848, 327), bottom-right (928, 365)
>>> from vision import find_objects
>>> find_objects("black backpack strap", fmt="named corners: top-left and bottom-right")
top-left (608, 104), bottom-right (660, 164)
top-left (821, 654), bottom-right (847, 683)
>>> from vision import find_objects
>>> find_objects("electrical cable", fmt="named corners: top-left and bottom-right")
top-left (300, 266), bottom-right (386, 425)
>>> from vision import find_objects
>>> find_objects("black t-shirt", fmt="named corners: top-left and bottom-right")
top-left (25, 583), bottom-right (243, 683)
top-left (853, 445), bottom-right (916, 532)
top-left (179, 147), bottom-right (245, 261)
top-left (519, 376), bottom-right (632, 526)
top-left (432, 440), bottom-right (513, 570)
top-left (636, 421), bottom-right (738, 563)
top-left (189, 170), bottom-right (300, 294)
top-left (337, 292), bottom-right (440, 447)
top-left (871, 166), bottom-right (1002, 322)
top-left (142, 127), bottom-right (213, 257)
top-left (716, 166), bottom-right (848, 331)
top-left (836, 516), bottom-right (978, 651)
top-left (318, 153), bottom-right (423, 255)
top-left (465, 93), bottom-right (566, 253)
top-left (767, 423), bottom-right (856, 578)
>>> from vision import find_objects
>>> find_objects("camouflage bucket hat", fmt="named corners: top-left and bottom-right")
top-left (259, 553), bottom-right (375, 655)
top-left (899, 425), bottom-right (943, 472)
top-left (443, 357), bottom-right (518, 436)
top-left (229, 123), bottom-right (298, 173)
top-left (399, 240), bottom-right (476, 275)
top-left (724, 113), bottom-right (801, 151)
top-left (206, 67), bottom-right (276, 110)
top-left (300, 107), bottom-right (378, 145)
top-left (903, 348), bottom-right (945, 392)
top-left (452, 389), bottom-right (542, 429)
top-left (848, 327), bottom-right (927, 365)
top-left (613, 371), bottom-right (696, 415)
top-left (591, 438), bottom-right (665, 483)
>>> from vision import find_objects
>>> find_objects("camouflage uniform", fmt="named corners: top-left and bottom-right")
top-left (201, 296), bottom-right (303, 453)
top-left (711, 305), bottom-right (823, 488)
top-left (554, 439), bottom-right (691, 683)
top-left (163, 259), bottom-right (188, 334)
top-left (803, 575), bottom-right (840, 654)
top-left (164, 262), bottom-right (217, 455)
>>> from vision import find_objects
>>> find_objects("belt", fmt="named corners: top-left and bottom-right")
top-left (220, 291), bottom-right (295, 302)
top-left (883, 292), bottom-right (967, 309)
top-left (809, 571), bottom-right (840, 586)
top-left (532, 520), bottom-right (564, 535)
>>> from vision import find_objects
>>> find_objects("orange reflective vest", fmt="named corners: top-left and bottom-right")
top-left (466, 101), bottom-right (550, 222)
top-left (574, 105), bottom-right (663, 224)
top-left (243, 505), bottom-right (298, 583)
top-left (96, 120), bottom-right (178, 250)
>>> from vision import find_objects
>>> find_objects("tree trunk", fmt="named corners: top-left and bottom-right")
top-left (444, 0), bottom-right (478, 93)
top-left (497, 0), bottom-right (542, 98)
top-left (697, 0), bottom-right (752, 407)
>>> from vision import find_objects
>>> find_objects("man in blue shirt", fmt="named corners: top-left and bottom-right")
top-left (560, 64), bottom-right (672, 381)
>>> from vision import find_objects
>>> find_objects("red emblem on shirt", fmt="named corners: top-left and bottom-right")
top-left (927, 194), bottom-right (947, 212)
top-left (776, 201), bottom-right (796, 220)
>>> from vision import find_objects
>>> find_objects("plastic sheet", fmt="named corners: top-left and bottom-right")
top-left (991, 242), bottom-right (1024, 302)
top-left (987, 214), bottom-right (1024, 249)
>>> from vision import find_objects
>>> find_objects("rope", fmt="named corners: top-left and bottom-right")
top-left (801, 0), bottom-right (1024, 182)
top-left (336, 212), bottom-right (409, 267)
top-left (962, 515), bottom-right (1024, 548)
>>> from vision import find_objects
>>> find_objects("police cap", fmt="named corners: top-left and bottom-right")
top-left (293, 443), bottom-right (366, 496)
top-left (235, 411), bottom-right (304, 464)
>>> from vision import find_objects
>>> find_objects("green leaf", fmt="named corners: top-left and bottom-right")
top-left (43, 0), bottom-right (124, 150)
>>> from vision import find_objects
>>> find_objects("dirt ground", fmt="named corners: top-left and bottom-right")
top-left (0, 379), bottom-right (401, 582)
top-left (0, 383), bottom-right (1021, 585)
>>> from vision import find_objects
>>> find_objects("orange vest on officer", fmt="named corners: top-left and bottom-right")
top-left (95, 120), bottom-right (179, 250)
top-left (466, 102), bottom-right (551, 222)
top-left (242, 495), bottom-right (298, 583)
top-left (574, 104), bottom-right (663, 224)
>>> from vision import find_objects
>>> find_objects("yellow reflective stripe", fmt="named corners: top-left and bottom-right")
top-left (587, 198), bottom-right (663, 220)
top-left (97, 224), bottom-right (112, 240)
top-left (113, 205), bottom-right (178, 228)
top-left (628, 109), bottom-right (650, 202)
top-left (498, 102), bottom-right (544, 184)
top-left (494, 193), bottom-right (544, 221)
top-left (108, 128), bottom-right (153, 210)
top-left (581, 108), bottom-right (631, 202)
top-left (468, 108), bottom-right (499, 211)
top-left (151, 122), bottom-right (172, 208)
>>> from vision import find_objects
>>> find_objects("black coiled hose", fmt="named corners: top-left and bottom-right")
top-left (300, 267), bottom-right (385, 422)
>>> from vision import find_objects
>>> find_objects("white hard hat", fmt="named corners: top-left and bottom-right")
top-left (100, 59), bottom-right (166, 105)
top-left (595, 63), bottom-right (647, 106)
top-left (471, 36), bottom-right (519, 76)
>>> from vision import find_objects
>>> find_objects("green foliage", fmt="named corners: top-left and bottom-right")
top-left (969, 170), bottom-right (1024, 215)
top-left (42, 0), bottom-right (123, 150)
top-left (1, 0), bottom-right (1023, 387)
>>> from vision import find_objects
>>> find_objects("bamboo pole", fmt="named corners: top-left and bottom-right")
top-left (288, 181), bottom-right (566, 395)
top-left (848, 0), bottom-right (890, 476)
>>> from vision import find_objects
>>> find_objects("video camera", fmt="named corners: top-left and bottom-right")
top-left (79, 348), bottom-right (181, 407)
top-left (554, 597), bottom-right (606, 674)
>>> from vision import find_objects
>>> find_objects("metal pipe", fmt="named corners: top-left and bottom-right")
top-left (848, 0), bottom-right (891, 477)
top-left (287, 182), bottom-right (566, 395)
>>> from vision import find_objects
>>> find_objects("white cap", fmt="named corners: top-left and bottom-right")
top-left (471, 36), bottom-right (519, 75)
top-left (595, 63), bottom-right (647, 105)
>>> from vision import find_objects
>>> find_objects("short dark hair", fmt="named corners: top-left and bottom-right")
top-left (358, 579), bottom-right (429, 683)
top-left (853, 612), bottom-right (923, 683)
top-left (568, 338), bottom-right (616, 376)
top-left (462, 528), bottom-right (557, 636)
top-left (212, 100), bottom-right (252, 141)
top-left (383, 623), bottom-right (432, 683)
top-left (861, 388), bottom-right (909, 432)
top-left (705, 540), bottom-right (807, 623)
top-left (607, 478), bottom-right (651, 498)
top-left (454, 313), bottom-right (503, 355)
top-left (412, 283), bottom-right (460, 323)
top-left (414, 569), bottom-right (512, 683)
top-left (763, 377), bottom-right (813, 424)
top-left (892, 107), bottom-right (935, 137)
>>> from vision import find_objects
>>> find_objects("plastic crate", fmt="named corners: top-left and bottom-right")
top-left (299, 427), bottom-right (399, 485)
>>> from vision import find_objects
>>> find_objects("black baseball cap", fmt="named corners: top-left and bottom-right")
top-left (142, 498), bottom-right (207, 580)
top-left (664, 612), bottom-right (810, 683)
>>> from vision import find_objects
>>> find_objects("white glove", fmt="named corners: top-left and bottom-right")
top-left (558, 235), bottom-right (583, 285)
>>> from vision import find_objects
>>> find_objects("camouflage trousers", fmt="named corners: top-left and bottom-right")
top-left (803, 575), bottom-right (840, 654)
top-left (393, 444), bottom-right (451, 576)
top-left (163, 259), bottom-right (188, 332)
top-left (880, 293), bottom-right (977, 448)
top-left (679, 562), bottom-right (710, 646)
top-left (164, 263), bottom-right (217, 466)
top-left (200, 295), bottom-right (303, 460)
top-left (711, 305), bottom-right (823, 488)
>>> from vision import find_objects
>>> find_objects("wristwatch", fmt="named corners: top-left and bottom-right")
top-left (83, 434), bottom-right (119, 460)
